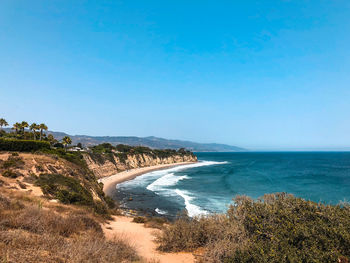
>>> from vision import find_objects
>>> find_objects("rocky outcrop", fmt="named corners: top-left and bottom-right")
top-left (83, 153), bottom-right (197, 178)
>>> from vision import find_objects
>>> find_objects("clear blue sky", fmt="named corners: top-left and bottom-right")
top-left (1, 1), bottom-right (350, 150)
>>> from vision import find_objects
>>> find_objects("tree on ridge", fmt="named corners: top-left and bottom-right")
top-left (62, 136), bottom-right (72, 151)
top-left (30, 123), bottom-right (39, 140)
top-left (12, 122), bottom-right (21, 135)
top-left (39, 123), bottom-right (48, 141)
top-left (47, 134), bottom-right (58, 145)
top-left (20, 121), bottom-right (29, 133)
top-left (0, 118), bottom-right (8, 130)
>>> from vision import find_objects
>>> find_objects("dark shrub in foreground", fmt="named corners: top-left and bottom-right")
top-left (158, 193), bottom-right (350, 263)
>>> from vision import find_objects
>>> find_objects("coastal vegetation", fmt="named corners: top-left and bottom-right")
top-left (91, 143), bottom-right (194, 157)
top-left (0, 118), bottom-right (116, 216)
top-left (0, 190), bottom-right (140, 263)
top-left (158, 193), bottom-right (350, 263)
top-left (4, 117), bottom-right (350, 262)
top-left (87, 142), bottom-right (195, 166)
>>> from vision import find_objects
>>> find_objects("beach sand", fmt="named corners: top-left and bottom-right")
top-left (100, 162), bottom-right (197, 263)
top-left (99, 162), bottom-right (196, 195)
top-left (103, 216), bottom-right (195, 263)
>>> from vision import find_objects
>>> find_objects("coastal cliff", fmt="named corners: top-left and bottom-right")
top-left (84, 151), bottom-right (197, 178)
top-left (0, 151), bottom-right (115, 214)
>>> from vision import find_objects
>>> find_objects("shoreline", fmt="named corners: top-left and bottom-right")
top-left (98, 161), bottom-right (197, 196)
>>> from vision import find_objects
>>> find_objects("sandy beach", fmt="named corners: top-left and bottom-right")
top-left (99, 162), bottom-right (197, 263)
top-left (98, 161), bottom-right (196, 195)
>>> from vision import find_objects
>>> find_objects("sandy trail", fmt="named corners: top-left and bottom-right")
top-left (103, 216), bottom-right (194, 263)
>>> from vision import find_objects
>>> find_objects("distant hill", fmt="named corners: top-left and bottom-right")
top-left (49, 132), bottom-right (246, 152)
top-left (2, 128), bottom-right (245, 152)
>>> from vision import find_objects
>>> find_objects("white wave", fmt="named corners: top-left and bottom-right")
top-left (155, 208), bottom-right (168, 215)
top-left (159, 160), bottom-right (229, 173)
top-left (121, 160), bottom-right (228, 189)
top-left (147, 173), bottom-right (189, 192)
top-left (175, 189), bottom-right (207, 217)
top-left (144, 160), bottom-right (229, 178)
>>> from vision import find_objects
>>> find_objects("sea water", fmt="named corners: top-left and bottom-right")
top-left (114, 152), bottom-right (350, 218)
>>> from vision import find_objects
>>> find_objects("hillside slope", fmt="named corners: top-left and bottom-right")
top-left (0, 152), bottom-right (112, 213)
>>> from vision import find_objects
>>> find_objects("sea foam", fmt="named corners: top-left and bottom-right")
top-left (155, 208), bottom-right (168, 215)
top-left (144, 160), bottom-right (228, 217)
top-left (147, 173), bottom-right (189, 192)
top-left (146, 160), bottom-right (228, 193)
top-left (174, 189), bottom-right (208, 217)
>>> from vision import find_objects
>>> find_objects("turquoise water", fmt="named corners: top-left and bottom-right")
top-left (114, 152), bottom-right (350, 218)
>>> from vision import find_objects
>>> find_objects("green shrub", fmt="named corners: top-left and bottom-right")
top-left (91, 143), bottom-right (115, 154)
top-left (87, 152), bottom-right (107, 165)
top-left (115, 152), bottom-right (128, 163)
top-left (144, 217), bottom-right (168, 229)
top-left (115, 144), bottom-right (133, 153)
top-left (158, 193), bottom-right (350, 263)
top-left (35, 174), bottom-right (111, 215)
top-left (93, 200), bottom-right (110, 215)
top-left (38, 148), bottom-right (87, 168)
top-left (0, 138), bottom-right (50, 152)
top-left (133, 216), bottom-right (146, 223)
top-left (1, 155), bottom-right (24, 169)
top-left (35, 174), bottom-right (94, 206)
top-left (2, 169), bottom-right (19, 178)
top-left (105, 195), bottom-right (116, 209)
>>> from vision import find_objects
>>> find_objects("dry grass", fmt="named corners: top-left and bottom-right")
top-left (0, 192), bottom-right (141, 263)
top-left (132, 216), bottom-right (168, 230)
top-left (0, 229), bottom-right (139, 263)
top-left (157, 213), bottom-right (229, 253)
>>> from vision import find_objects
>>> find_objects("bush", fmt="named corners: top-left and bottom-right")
top-left (133, 216), bottom-right (146, 223)
top-left (38, 148), bottom-right (87, 168)
top-left (0, 138), bottom-right (50, 152)
top-left (2, 169), bottom-right (20, 178)
top-left (34, 174), bottom-right (111, 215)
top-left (115, 144), bottom-right (133, 153)
top-left (1, 155), bottom-right (24, 169)
top-left (105, 195), bottom-right (116, 209)
top-left (35, 174), bottom-right (94, 206)
top-left (91, 143), bottom-right (115, 154)
top-left (144, 217), bottom-right (168, 229)
top-left (158, 213), bottom-right (227, 252)
top-left (158, 193), bottom-right (350, 263)
top-left (0, 195), bottom-right (139, 263)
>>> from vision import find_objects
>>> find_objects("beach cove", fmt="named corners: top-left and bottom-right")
top-left (98, 161), bottom-right (198, 263)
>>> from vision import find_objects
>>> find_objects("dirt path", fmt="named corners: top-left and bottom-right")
top-left (102, 216), bottom-right (194, 263)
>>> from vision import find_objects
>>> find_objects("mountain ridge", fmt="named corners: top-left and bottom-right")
top-left (2, 128), bottom-right (245, 152)
top-left (51, 131), bottom-right (246, 152)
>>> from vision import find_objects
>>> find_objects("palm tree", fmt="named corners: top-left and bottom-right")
top-left (12, 122), bottom-right (21, 135)
top-left (47, 134), bottom-right (58, 145)
top-left (30, 123), bottom-right (39, 140)
top-left (62, 136), bottom-right (72, 151)
top-left (0, 118), bottom-right (8, 131)
top-left (39, 123), bottom-right (48, 141)
top-left (20, 121), bottom-right (29, 133)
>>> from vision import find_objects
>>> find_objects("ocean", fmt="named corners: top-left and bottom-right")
top-left (113, 152), bottom-right (350, 218)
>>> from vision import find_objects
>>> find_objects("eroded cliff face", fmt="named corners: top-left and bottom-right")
top-left (83, 153), bottom-right (197, 178)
